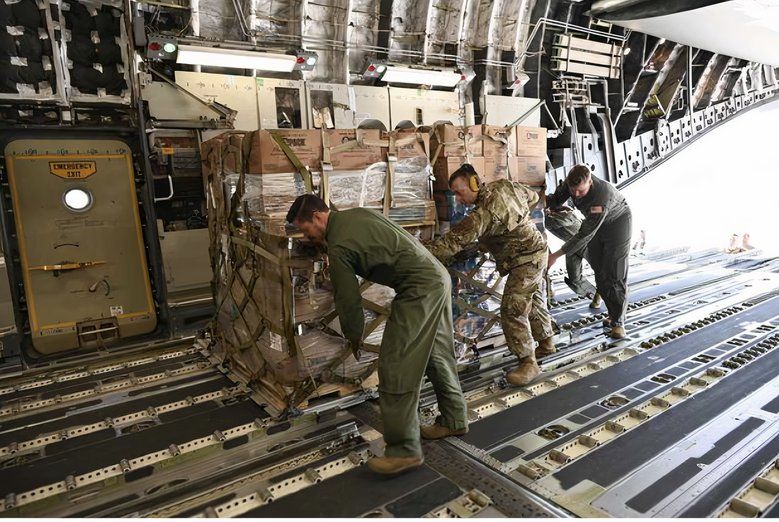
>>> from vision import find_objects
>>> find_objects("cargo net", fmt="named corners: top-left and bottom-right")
top-left (202, 130), bottom-right (435, 414)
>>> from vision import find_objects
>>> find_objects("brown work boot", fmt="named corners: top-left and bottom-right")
top-left (602, 317), bottom-right (613, 327)
top-left (589, 293), bottom-right (603, 309)
top-left (421, 423), bottom-right (468, 440)
top-left (506, 357), bottom-right (541, 386)
top-left (535, 337), bottom-right (557, 359)
top-left (367, 455), bottom-right (424, 475)
top-left (609, 325), bottom-right (626, 339)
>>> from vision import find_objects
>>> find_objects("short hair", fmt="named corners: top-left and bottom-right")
top-left (286, 194), bottom-right (329, 224)
top-left (566, 164), bottom-right (591, 187)
top-left (448, 163), bottom-right (479, 187)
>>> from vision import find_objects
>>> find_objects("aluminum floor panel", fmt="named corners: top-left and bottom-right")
top-left (0, 372), bottom-right (225, 433)
top-left (0, 398), bottom-right (264, 497)
top-left (242, 462), bottom-right (460, 517)
top-left (550, 262), bottom-right (684, 303)
top-left (0, 353), bottom-right (204, 403)
top-left (551, 345), bottom-right (779, 492)
top-left (551, 270), bottom-right (727, 325)
top-left (462, 295), bottom-right (779, 450)
top-left (0, 374), bottom-right (232, 445)
top-left (679, 433), bottom-right (779, 516)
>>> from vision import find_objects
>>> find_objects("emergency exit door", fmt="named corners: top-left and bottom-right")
top-left (4, 139), bottom-right (157, 354)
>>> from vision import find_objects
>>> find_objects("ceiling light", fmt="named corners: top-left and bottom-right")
top-left (176, 45), bottom-right (297, 72)
top-left (378, 66), bottom-right (463, 87)
top-left (623, 47), bottom-right (631, 56)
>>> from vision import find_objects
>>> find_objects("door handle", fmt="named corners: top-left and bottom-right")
top-left (29, 261), bottom-right (106, 276)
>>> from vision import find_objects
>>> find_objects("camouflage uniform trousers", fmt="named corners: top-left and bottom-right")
top-left (500, 254), bottom-right (555, 360)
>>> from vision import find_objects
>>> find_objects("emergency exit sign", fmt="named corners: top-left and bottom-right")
top-left (49, 161), bottom-right (97, 179)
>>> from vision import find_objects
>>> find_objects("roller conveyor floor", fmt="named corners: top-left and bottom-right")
top-left (1, 250), bottom-right (778, 518)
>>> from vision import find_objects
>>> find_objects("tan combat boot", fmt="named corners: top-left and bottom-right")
top-left (421, 423), bottom-right (468, 440)
top-left (535, 337), bottom-right (557, 359)
top-left (609, 325), bottom-right (626, 339)
top-left (367, 455), bottom-right (424, 475)
top-left (506, 356), bottom-right (541, 386)
top-left (589, 293), bottom-right (603, 309)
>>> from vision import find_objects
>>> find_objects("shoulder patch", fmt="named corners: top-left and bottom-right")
top-left (589, 205), bottom-right (604, 214)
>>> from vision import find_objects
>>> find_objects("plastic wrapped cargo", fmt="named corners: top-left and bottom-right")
top-left (392, 155), bottom-right (432, 202)
top-left (203, 132), bottom-right (387, 413)
top-left (328, 165), bottom-right (386, 209)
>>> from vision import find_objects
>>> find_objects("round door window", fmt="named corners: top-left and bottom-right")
top-left (63, 188), bottom-right (93, 212)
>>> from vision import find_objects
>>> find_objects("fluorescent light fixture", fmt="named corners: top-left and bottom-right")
top-left (379, 65), bottom-right (463, 87)
top-left (176, 45), bottom-right (297, 72)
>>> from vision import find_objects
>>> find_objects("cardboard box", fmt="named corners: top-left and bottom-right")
top-left (430, 123), bottom-right (483, 158)
top-left (324, 129), bottom-right (383, 170)
top-left (382, 130), bottom-right (431, 160)
top-left (508, 155), bottom-right (547, 186)
top-left (223, 132), bottom-right (248, 174)
top-left (200, 134), bottom-right (226, 180)
top-left (482, 156), bottom-right (509, 184)
top-left (480, 125), bottom-right (510, 162)
top-left (432, 156), bottom-right (485, 191)
top-left (246, 130), bottom-right (323, 174)
top-left (512, 126), bottom-right (547, 157)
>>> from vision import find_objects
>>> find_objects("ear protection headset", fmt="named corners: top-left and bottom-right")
top-left (459, 163), bottom-right (481, 192)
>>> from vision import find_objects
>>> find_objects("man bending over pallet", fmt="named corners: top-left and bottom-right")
top-left (427, 164), bottom-right (557, 387)
top-left (287, 195), bottom-right (468, 476)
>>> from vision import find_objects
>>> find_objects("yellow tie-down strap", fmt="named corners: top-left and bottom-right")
top-left (269, 131), bottom-right (314, 193)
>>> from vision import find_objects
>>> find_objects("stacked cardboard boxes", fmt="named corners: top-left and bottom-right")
top-left (507, 125), bottom-right (548, 232)
top-left (508, 125), bottom-right (547, 186)
top-left (430, 123), bottom-right (546, 223)
top-left (201, 127), bottom-right (436, 412)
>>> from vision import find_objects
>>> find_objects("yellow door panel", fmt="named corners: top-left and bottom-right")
top-left (4, 139), bottom-right (157, 354)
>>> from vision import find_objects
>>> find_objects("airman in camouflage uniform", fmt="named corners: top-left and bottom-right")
top-left (428, 164), bottom-right (556, 386)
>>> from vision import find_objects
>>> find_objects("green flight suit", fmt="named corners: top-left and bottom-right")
top-left (326, 208), bottom-right (468, 458)
top-left (427, 180), bottom-right (555, 360)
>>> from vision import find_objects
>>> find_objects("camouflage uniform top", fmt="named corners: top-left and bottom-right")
top-left (546, 176), bottom-right (631, 255)
top-left (428, 179), bottom-right (547, 275)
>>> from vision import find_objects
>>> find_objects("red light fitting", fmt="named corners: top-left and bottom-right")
top-left (148, 42), bottom-right (162, 51)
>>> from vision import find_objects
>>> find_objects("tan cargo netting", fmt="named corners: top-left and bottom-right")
top-left (202, 129), bottom-right (435, 414)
